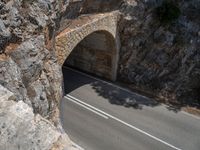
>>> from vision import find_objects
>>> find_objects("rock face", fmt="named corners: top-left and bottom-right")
top-left (0, 85), bottom-right (73, 150)
top-left (118, 0), bottom-right (200, 106)
top-left (79, 0), bottom-right (122, 14)
top-left (0, 26), bottom-right (62, 121)
top-left (0, 0), bottom-right (79, 149)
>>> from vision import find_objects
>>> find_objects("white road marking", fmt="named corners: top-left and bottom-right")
top-left (181, 111), bottom-right (200, 120)
top-left (64, 66), bottom-right (200, 122)
top-left (66, 94), bottom-right (182, 150)
top-left (66, 96), bottom-right (109, 119)
top-left (72, 141), bottom-right (85, 150)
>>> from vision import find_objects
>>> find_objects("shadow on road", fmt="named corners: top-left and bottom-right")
top-left (63, 67), bottom-right (160, 110)
top-left (90, 81), bottom-right (159, 109)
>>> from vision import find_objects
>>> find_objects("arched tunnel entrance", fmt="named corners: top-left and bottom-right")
top-left (62, 30), bottom-right (119, 82)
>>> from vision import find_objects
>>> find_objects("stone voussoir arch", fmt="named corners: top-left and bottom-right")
top-left (55, 11), bottom-right (120, 80)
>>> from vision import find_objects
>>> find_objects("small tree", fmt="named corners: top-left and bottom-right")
top-left (156, 0), bottom-right (181, 24)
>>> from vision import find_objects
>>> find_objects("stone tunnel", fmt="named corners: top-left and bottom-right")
top-left (55, 11), bottom-right (120, 81)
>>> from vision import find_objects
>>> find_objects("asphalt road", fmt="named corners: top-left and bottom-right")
top-left (60, 67), bottom-right (200, 150)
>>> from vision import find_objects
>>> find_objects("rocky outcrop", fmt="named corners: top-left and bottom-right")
top-left (0, 85), bottom-right (74, 150)
top-left (79, 0), bottom-right (122, 14)
top-left (0, 0), bottom-right (79, 149)
top-left (1, 26), bottom-right (62, 121)
top-left (0, 0), bottom-right (72, 118)
top-left (118, 0), bottom-right (200, 107)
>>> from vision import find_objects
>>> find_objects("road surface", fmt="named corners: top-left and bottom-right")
top-left (60, 67), bottom-right (200, 150)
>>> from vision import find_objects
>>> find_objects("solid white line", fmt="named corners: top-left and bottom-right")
top-left (66, 96), bottom-right (109, 119)
top-left (181, 111), bottom-right (200, 120)
top-left (66, 94), bottom-right (182, 150)
top-left (63, 66), bottom-right (148, 99)
top-left (72, 141), bottom-right (85, 150)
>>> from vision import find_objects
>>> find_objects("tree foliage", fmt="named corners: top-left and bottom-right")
top-left (156, 0), bottom-right (181, 24)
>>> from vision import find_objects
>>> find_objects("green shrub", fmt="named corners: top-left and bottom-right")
top-left (156, 0), bottom-right (181, 24)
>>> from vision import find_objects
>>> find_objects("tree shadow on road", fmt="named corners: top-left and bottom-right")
top-left (63, 67), bottom-right (160, 110)
top-left (63, 67), bottom-right (200, 114)
top-left (90, 81), bottom-right (160, 110)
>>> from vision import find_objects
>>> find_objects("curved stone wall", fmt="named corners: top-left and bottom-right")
top-left (55, 11), bottom-right (120, 80)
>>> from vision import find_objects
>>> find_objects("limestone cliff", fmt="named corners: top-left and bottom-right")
top-left (0, 0), bottom-right (80, 149)
top-left (0, 85), bottom-right (74, 150)
top-left (118, 0), bottom-right (200, 108)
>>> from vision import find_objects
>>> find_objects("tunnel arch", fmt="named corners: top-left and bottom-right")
top-left (63, 30), bottom-right (118, 80)
top-left (55, 12), bottom-right (120, 81)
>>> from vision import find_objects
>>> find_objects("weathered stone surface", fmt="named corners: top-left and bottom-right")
top-left (79, 0), bottom-right (122, 14)
top-left (0, 56), bottom-right (31, 105)
top-left (65, 31), bottom-right (114, 79)
top-left (118, 0), bottom-right (200, 106)
top-left (0, 18), bottom-right (11, 53)
top-left (56, 11), bottom-right (120, 64)
top-left (0, 34), bottom-right (62, 118)
top-left (56, 11), bottom-right (120, 80)
top-left (0, 0), bottom-right (79, 149)
top-left (0, 85), bottom-right (75, 150)
top-left (8, 36), bottom-right (47, 85)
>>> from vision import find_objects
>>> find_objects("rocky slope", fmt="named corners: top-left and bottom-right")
top-left (0, 0), bottom-right (80, 149)
top-left (0, 0), bottom-right (67, 120)
top-left (0, 85), bottom-right (74, 150)
top-left (118, 0), bottom-right (200, 108)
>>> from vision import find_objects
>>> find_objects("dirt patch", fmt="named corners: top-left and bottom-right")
top-left (0, 54), bottom-right (9, 61)
top-left (5, 43), bottom-right (20, 54)
top-left (182, 107), bottom-right (200, 117)
top-left (27, 86), bottom-right (37, 98)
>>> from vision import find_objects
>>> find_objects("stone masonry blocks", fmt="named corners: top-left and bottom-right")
top-left (55, 11), bottom-right (120, 81)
